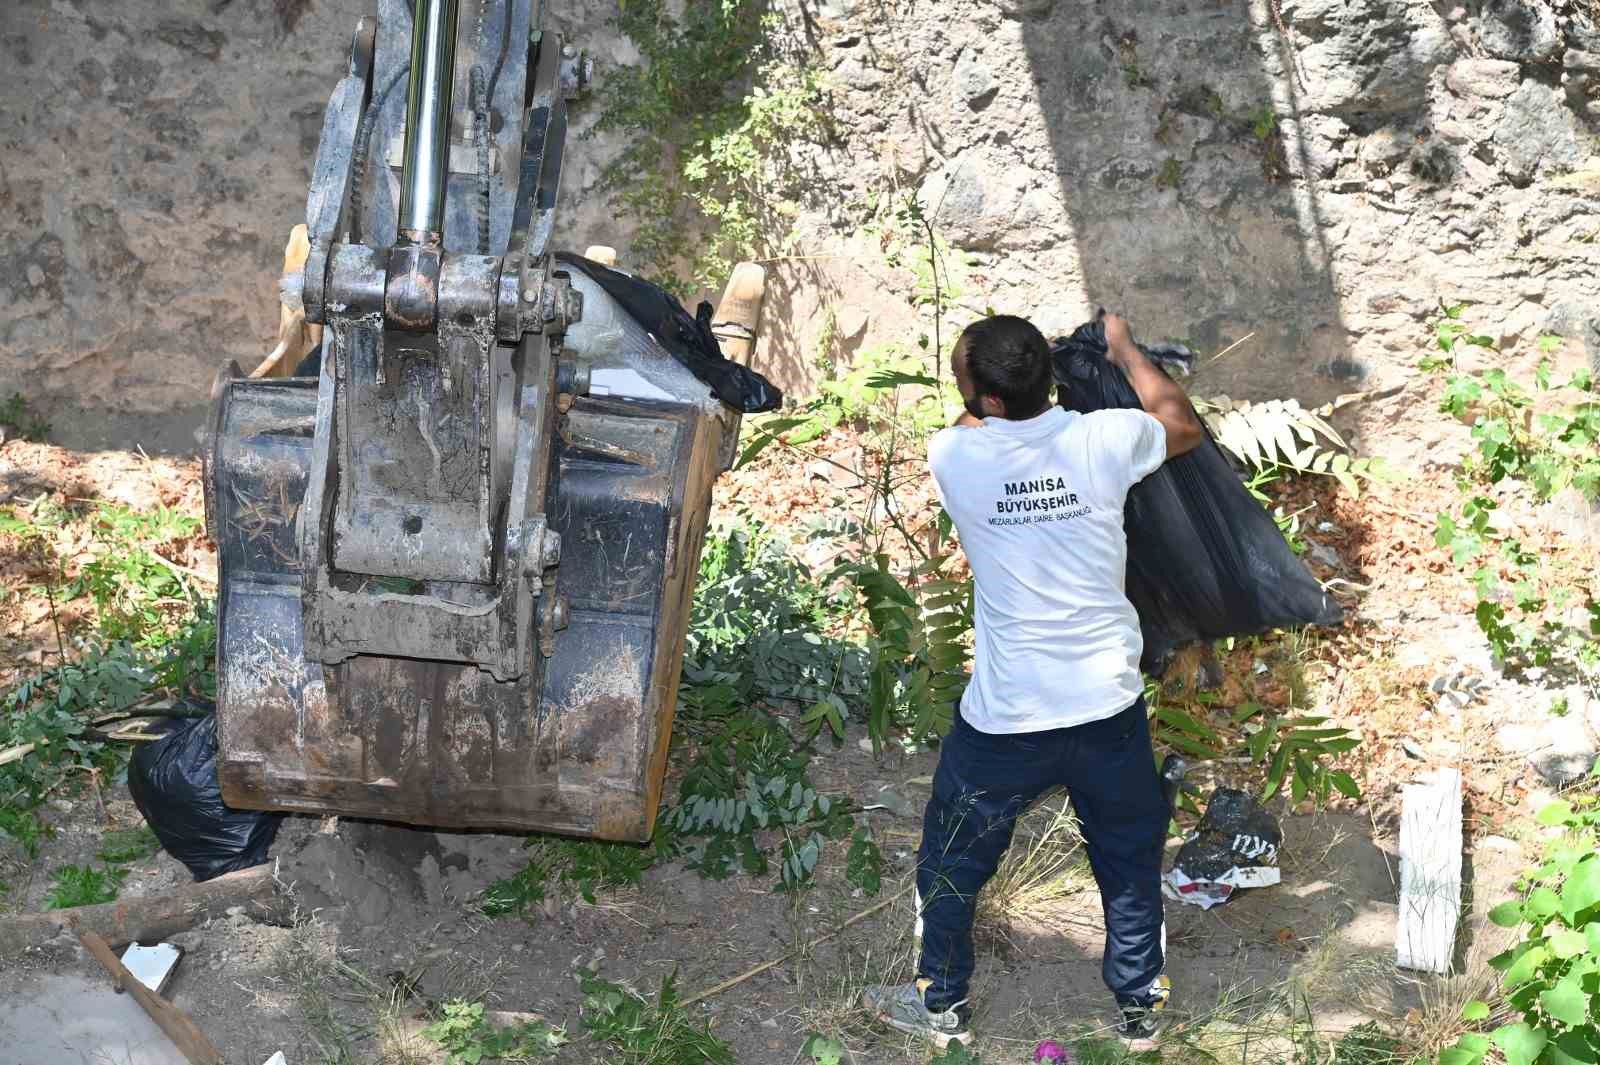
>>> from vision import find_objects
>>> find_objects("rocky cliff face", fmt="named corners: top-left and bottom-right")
top-left (1, 0), bottom-right (1595, 450)
top-left (748, 0), bottom-right (1600, 413)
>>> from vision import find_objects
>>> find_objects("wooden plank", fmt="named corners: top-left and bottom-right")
top-left (78, 928), bottom-right (225, 1065)
top-left (1396, 767), bottom-right (1463, 973)
top-left (0, 865), bottom-right (288, 958)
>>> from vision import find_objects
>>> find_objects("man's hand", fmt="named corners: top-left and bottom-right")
top-left (1099, 312), bottom-right (1204, 459)
top-left (1103, 313), bottom-right (1137, 363)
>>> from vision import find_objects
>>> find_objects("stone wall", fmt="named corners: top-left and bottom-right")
top-left (743, 0), bottom-right (1600, 425)
top-left (1, 0), bottom-right (1596, 452)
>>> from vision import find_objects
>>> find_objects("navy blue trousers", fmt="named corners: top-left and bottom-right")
top-left (914, 698), bottom-right (1167, 1009)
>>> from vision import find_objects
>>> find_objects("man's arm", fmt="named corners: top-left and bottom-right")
top-left (1103, 315), bottom-right (1204, 458)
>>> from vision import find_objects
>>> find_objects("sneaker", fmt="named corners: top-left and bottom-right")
top-left (861, 979), bottom-right (973, 1049)
top-left (1117, 974), bottom-right (1172, 1051)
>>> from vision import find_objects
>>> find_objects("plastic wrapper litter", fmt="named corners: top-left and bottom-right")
top-left (127, 713), bottom-right (283, 882)
top-left (1051, 319), bottom-right (1343, 674)
top-left (1162, 787), bottom-right (1283, 909)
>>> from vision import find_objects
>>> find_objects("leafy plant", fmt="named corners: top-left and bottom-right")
top-left (579, 970), bottom-right (733, 1065)
top-left (65, 503), bottom-right (204, 646)
top-left (661, 707), bottom-right (854, 892)
top-left (1, 498), bottom-right (218, 844)
top-left (480, 834), bottom-right (657, 917)
top-left (1148, 692), bottom-right (1361, 805)
top-left (98, 826), bottom-right (161, 865)
top-left (0, 392), bottom-right (50, 441)
top-left (1423, 308), bottom-right (1599, 677)
top-left (1445, 786), bottom-right (1600, 1065)
top-left (684, 522), bottom-right (865, 715)
top-left (421, 999), bottom-right (566, 1064)
top-left (44, 863), bottom-right (125, 909)
top-left (592, 1), bottom-right (823, 292)
top-left (0, 807), bottom-right (50, 859)
top-left (833, 552), bottom-right (972, 749)
top-left (1193, 395), bottom-right (1387, 496)
top-left (844, 825), bottom-right (883, 896)
top-left (1244, 466), bottom-right (1309, 555)
top-left (803, 1033), bottom-right (845, 1065)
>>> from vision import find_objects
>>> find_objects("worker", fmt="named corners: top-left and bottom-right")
top-left (862, 313), bottom-right (1205, 1051)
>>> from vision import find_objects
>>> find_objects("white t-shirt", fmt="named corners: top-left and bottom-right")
top-left (927, 406), bottom-right (1168, 734)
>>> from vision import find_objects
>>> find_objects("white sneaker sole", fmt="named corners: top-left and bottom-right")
top-left (863, 994), bottom-right (974, 1050)
top-left (873, 1010), bottom-right (974, 1049)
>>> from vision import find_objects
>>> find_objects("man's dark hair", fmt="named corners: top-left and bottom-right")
top-left (954, 315), bottom-right (1054, 418)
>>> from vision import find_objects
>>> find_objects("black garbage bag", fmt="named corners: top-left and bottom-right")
top-left (556, 253), bottom-right (783, 413)
top-left (1162, 786), bottom-right (1284, 908)
top-left (127, 713), bottom-right (282, 882)
top-left (1051, 319), bottom-right (1343, 674)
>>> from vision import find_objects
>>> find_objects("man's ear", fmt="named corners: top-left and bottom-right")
top-left (980, 394), bottom-right (1007, 418)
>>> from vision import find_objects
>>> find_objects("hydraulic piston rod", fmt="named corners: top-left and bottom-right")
top-left (396, 0), bottom-right (459, 244)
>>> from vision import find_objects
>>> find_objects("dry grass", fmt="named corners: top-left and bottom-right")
top-left (274, 914), bottom-right (516, 1065)
top-left (789, 876), bottom-right (920, 1058)
top-left (1398, 918), bottom-right (1517, 1062)
top-left (974, 793), bottom-right (1094, 945)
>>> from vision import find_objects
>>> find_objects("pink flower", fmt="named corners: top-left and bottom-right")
top-left (1034, 1041), bottom-right (1069, 1063)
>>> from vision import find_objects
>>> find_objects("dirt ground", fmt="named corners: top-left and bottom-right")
top-left (1, 370), bottom-right (1592, 1062)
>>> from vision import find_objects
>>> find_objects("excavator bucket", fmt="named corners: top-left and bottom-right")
top-left (202, 0), bottom-right (772, 841)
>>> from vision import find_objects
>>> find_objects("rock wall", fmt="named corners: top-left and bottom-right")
top-left (1, 0), bottom-right (1596, 452)
top-left (745, 0), bottom-right (1600, 422)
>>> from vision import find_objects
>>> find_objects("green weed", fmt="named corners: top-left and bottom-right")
top-left (593, 1), bottom-right (822, 292)
top-left (98, 826), bottom-right (161, 865)
top-left (579, 970), bottom-right (733, 1065)
top-left (44, 863), bottom-right (125, 909)
top-left (0, 393), bottom-right (50, 441)
top-left (1, 497), bottom-right (217, 862)
top-left (0, 807), bottom-right (50, 859)
top-left (421, 999), bottom-right (566, 1063)
top-left (481, 836), bottom-right (657, 917)
top-left (1423, 308), bottom-right (1599, 677)
top-left (1445, 784), bottom-right (1600, 1065)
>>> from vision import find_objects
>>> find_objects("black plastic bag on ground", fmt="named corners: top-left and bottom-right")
top-left (1162, 786), bottom-right (1284, 909)
top-left (555, 253), bottom-right (783, 413)
top-left (127, 713), bottom-right (282, 882)
top-left (1051, 319), bottom-right (1342, 673)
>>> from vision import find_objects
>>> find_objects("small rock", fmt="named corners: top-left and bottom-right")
top-left (1529, 714), bottom-right (1599, 788)
top-left (760, 1018), bottom-right (779, 1030)
top-left (26, 263), bottom-right (44, 287)
top-left (1444, 58), bottom-right (1521, 98)
top-left (1477, 0), bottom-right (1561, 62)
top-left (1306, 541), bottom-right (1341, 569)
top-left (1476, 835), bottom-right (1520, 853)
top-left (872, 787), bottom-right (919, 819)
top-left (953, 48), bottom-right (997, 108)
top-left (1401, 740), bottom-right (1426, 760)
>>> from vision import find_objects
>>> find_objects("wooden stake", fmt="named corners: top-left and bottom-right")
top-left (1396, 768), bottom-right (1463, 974)
top-left (0, 864), bottom-right (289, 957)
top-left (77, 927), bottom-right (225, 1065)
top-left (679, 885), bottom-right (911, 1007)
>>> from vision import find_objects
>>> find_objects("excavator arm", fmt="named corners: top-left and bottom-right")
top-left (201, 0), bottom-right (765, 840)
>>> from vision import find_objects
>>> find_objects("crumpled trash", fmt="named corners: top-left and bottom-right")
top-left (1162, 787), bottom-right (1283, 910)
top-left (127, 712), bottom-right (283, 882)
top-left (1050, 317), bottom-right (1343, 674)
